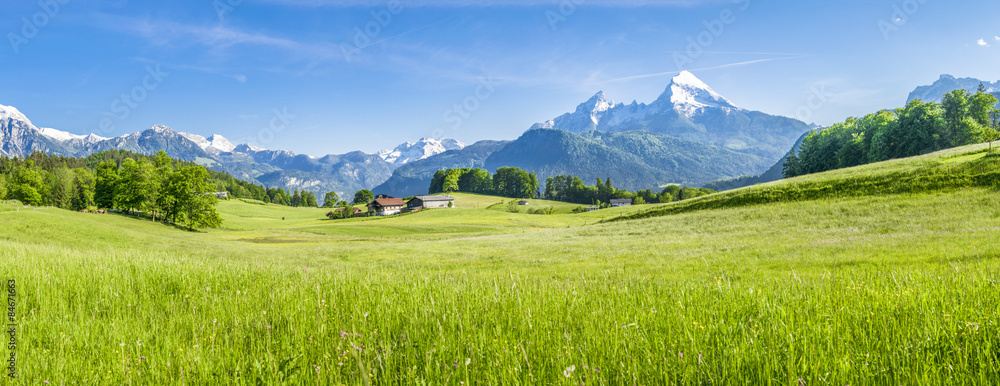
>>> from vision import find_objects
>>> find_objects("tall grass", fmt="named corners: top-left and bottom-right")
top-left (2, 144), bottom-right (1000, 383)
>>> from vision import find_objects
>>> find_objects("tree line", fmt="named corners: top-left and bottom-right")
top-left (0, 150), bottom-right (226, 229)
top-left (544, 175), bottom-right (714, 206)
top-left (784, 86), bottom-right (1000, 178)
top-left (426, 166), bottom-right (715, 206)
top-left (429, 167), bottom-right (540, 199)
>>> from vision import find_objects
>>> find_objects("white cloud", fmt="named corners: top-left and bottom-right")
top-left (978, 38), bottom-right (990, 47)
top-left (995, 36), bottom-right (1000, 41)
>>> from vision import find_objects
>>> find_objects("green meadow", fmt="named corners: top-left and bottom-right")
top-left (2, 144), bottom-right (1000, 384)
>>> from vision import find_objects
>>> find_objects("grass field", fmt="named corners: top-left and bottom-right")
top-left (2, 144), bottom-right (1000, 384)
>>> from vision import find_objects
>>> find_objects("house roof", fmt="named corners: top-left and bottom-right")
top-left (414, 195), bottom-right (455, 202)
top-left (370, 198), bottom-right (406, 207)
top-left (610, 199), bottom-right (633, 204)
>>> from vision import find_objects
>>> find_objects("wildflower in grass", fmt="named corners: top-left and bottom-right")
top-left (465, 358), bottom-right (471, 365)
top-left (563, 365), bottom-right (576, 378)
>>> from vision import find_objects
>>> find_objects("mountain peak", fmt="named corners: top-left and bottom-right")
top-left (206, 134), bottom-right (236, 152)
top-left (378, 137), bottom-right (466, 165)
top-left (0, 104), bottom-right (32, 126)
top-left (657, 71), bottom-right (736, 117)
top-left (179, 132), bottom-right (237, 153)
top-left (146, 124), bottom-right (176, 134)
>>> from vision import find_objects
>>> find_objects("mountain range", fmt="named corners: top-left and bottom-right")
top-left (7, 71), bottom-right (982, 201)
top-left (0, 104), bottom-right (459, 200)
top-left (375, 71), bottom-right (810, 197)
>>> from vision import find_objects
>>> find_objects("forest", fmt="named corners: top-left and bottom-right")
top-left (0, 150), bottom-right (323, 229)
top-left (784, 87), bottom-right (1000, 178)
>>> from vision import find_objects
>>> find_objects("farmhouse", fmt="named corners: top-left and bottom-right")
top-left (367, 198), bottom-right (406, 216)
top-left (518, 200), bottom-right (530, 206)
top-left (610, 198), bottom-right (633, 207)
top-left (407, 195), bottom-right (456, 210)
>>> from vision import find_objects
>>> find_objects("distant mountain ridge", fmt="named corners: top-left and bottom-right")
top-left (0, 104), bottom-right (447, 201)
top-left (3, 71), bottom-right (812, 200)
top-left (907, 74), bottom-right (1000, 103)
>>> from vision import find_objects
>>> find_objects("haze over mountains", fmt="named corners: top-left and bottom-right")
top-left (3, 71), bottom-right (988, 201)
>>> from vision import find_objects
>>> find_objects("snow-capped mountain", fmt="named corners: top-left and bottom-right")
top-left (0, 104), bottom-right (396, 201)
top-left (530, 71), bottom-right (809, 161)
top-left (179, 132), bottom-right (237, 153)
top-left (658, 70), bottom-right (737, 117)
top-left (39, 127), bottom-right (107, 144)
top-left (0, 104), bottom-right (75, 157)
top-left (378, 138), bottom-right (466, 165)
top-left (907, 74), bottom-right (1000, 104)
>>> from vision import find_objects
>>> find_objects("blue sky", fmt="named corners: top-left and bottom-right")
top-left (2, 0), bottom-right (999, 155)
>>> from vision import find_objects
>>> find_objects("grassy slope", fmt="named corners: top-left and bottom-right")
top-left (1, 144), bottom-right (999, 384)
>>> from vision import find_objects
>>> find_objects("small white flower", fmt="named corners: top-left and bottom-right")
top-left (563, 365), bottom-right (576, 378)
top-left (465, 358), bottom-right (471, 365)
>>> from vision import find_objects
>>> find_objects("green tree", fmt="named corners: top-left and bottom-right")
top-left (0, 174), bottom-right (7, 200)
top-left (47, 167), bottom-right (76, 209)
top-left (459, 168), bottom-right (493, 193)
top-left (71, 169), bottom-right (96, 211)
top-left (165, 166), bottom-right (222, 230)
top-left (304, 191), bottom-right (318, 207)
top-left (429, 170), bottom-right (447, 194)
top-left (942, 89), bottom-right (970, 146)
top-left (116, 158), bottom-right (156, 215)
top-left (10, 160), bottom-right (47, 206)
top-left (94, 161), bottom-right (118, 209)
top-left (353, 189), bottom-right (374, 205)
top-left (970, 85), bottom-right (999, 128)
top-left (322, 192), bottom-right (340, 208)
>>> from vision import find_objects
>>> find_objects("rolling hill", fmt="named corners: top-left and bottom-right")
top-left (3, 139), bottom-right (999, 383)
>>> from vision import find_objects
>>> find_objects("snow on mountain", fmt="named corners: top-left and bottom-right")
top-left (657, 70), bottom-right (737, 117)
top-left (180, 132), bottom-right (237, 153)
top-left (378, 138), bottom-right (466, 165)
top-left (907, 74), bottom-right (1000, 104)
top-left (533, 71), bottom-right (740, 134)
top-left (0, 105), bottom-right (31, 126)
top-left (527, 71), bottom-right (810, 162)
top-left (37, 127), bottom-right (107, 143)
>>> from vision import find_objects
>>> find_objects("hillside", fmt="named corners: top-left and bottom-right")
top-left (3, 144), bottom-right (1000, 383)
top-left (616, 142), bottom-right (1000, 221)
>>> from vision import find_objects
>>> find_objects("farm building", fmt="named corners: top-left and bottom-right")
top-left (368, 198), bottom-right (406, 216)
top-left (407, 195), bottom-right (455, 209)
top-left (610, 199), bottom-right (633, 207)
top-left (518, 200), bottom-right (530, 206)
